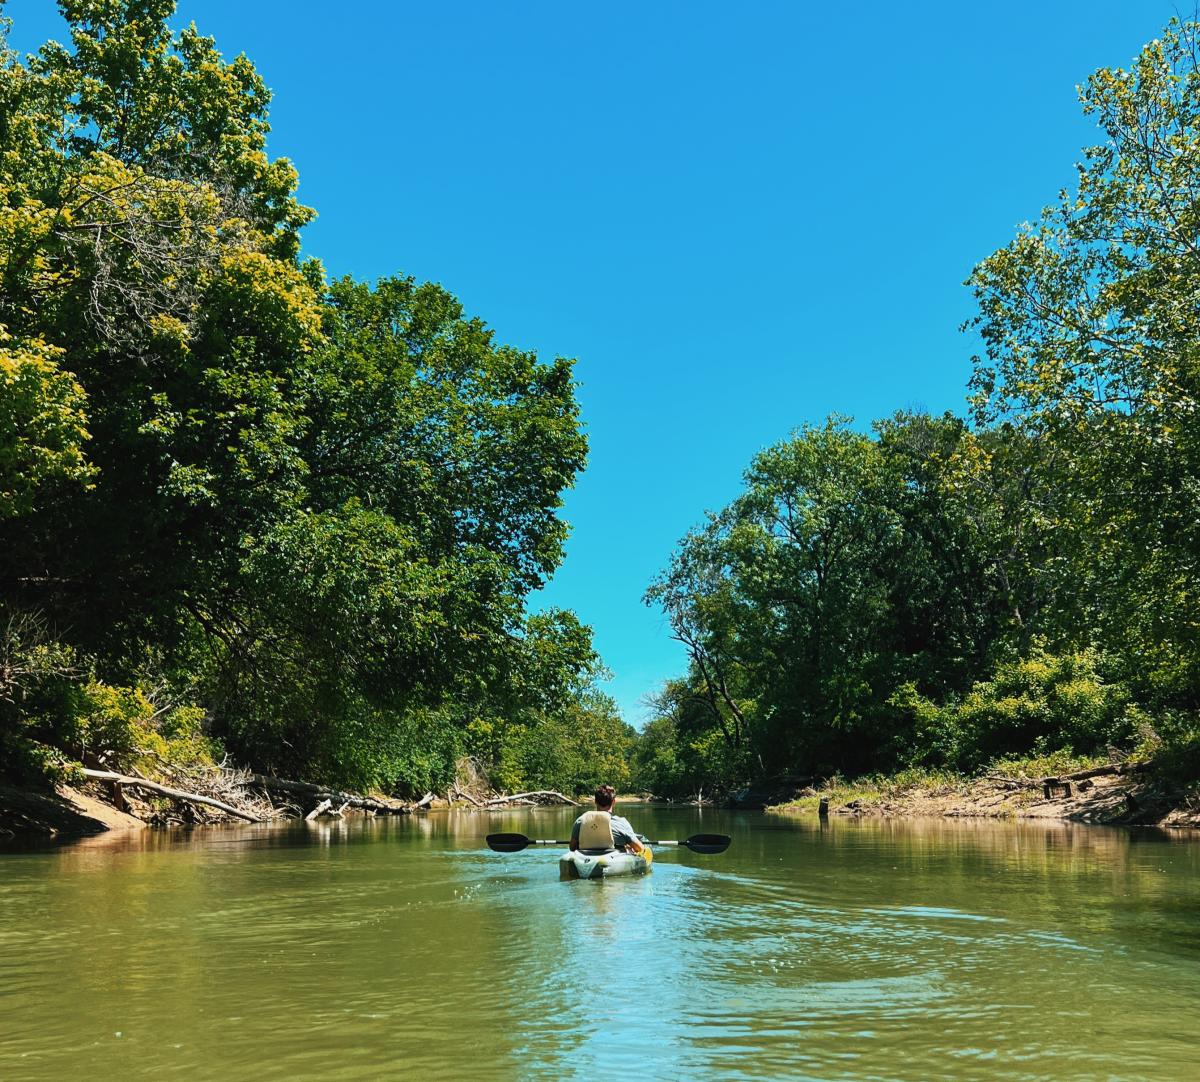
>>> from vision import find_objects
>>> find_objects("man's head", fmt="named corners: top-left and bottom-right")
top-left (594, 784), bottom-right (616, 810)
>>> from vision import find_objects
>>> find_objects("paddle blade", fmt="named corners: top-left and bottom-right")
top-left (486, 832), bottom-right (531, 852)
top-left (682, 833), bottom-right (731, 854)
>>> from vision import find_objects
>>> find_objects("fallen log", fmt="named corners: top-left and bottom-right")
top-left (412, 792), bottom-right (434, 810)
top-left (985, 763), bottom-right (1134, 790)
top-left (249, 775), bottom-right (412, 814)
top-left (305, 798), bottom-right (333, 822)
top-left (984, 774), bottom-right (1039, 790)
top-left (81, 768), bottom-right (261, 823)
top-left (483, 790), bottom-right (579, 807)
top-left (451, 786), bottom-right (484, 808)
top-left (305, 799), bottom-right (351, 821)
top-left (1043, 763), bottom-right (1139, 784)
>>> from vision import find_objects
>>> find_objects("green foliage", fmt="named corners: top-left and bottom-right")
top-left (629, 680), bottom-right (753, 798)
top-left (967, 17), bottom-right (1200, 712)
top-left (298, 704), bottom-right (461, 797)
top-left (0, 3), bottom-right (596, 795)
top-left (0, 331), bottom-right (94, 518)
top-left (66, 680), bottom-right (218, 772)
top-left (487, 690), bottom-right (634, 796)
top-left (0, 610), bottom-right (80, 784)
top-left (902, 648), bottom-right (1134, 772)
top-left (0, 605), bottom-right (215, 785)
top-left (629, 716), bottom-right (683, 795)
top-left (642, 20), bottom-right (1200, 798)
top-left (987, 749), bottom-right (1108, 781)
top-left (644, 412), bottom-right (1019, 786)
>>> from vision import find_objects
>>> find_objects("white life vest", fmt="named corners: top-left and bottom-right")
top-left (578, 810), bottom-right (616, 851)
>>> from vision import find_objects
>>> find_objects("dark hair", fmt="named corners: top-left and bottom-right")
top-left (594, 784), bottom-right (616, 808)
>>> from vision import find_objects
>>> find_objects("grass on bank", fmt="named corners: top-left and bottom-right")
top-left (770, 752), bottom-right (1118, 814)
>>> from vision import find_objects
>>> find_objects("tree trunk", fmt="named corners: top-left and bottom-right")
top-left (81, 769), bottom-right (261, 822)
top-left (483, 791), bottom-right (579, 807)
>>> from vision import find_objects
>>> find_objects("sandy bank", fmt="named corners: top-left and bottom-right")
top-left (0, 783), bottom-right (146, 838)
top-left (769, 766), bottom-right (1200, 828)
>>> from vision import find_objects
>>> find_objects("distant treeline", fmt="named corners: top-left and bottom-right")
top-left (0, 2), bottom-right (631, 797)
top-left (635, 20), bottom-right (1200, 798)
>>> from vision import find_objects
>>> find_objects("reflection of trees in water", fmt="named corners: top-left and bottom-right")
top-left (8, 811), bottom-right (1200, 1080)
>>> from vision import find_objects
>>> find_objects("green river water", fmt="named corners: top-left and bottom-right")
top-left (2, 807), bottom-right (1198, 1081)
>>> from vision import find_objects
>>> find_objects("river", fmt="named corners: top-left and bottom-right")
top-left (2, 807), bottom-right (1198, 1081)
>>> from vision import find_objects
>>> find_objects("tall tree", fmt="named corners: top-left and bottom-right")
top-left (0, 2), bottom-right (594, 790)
top-left (967, 17), bottom-right (1200, 710)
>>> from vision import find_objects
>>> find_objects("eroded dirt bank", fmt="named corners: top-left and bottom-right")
top-left (0, 784), bottom-right (146, 838)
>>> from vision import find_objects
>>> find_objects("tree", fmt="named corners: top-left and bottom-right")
top-left (967, 18), bottom-right (1200, 711)
top-left (0, 332), bottom-right (93, 519)
top-left (648, 417), bottom-right (966, 780)
top-left (0, 2), bottom-right (596, 792)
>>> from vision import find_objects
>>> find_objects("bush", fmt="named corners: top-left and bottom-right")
top-left (472, 692), bottom-right (633, 796)
top-left (630, 714), bottom-right (751, 799)
top-left (0, 608), bottom-right (220, 784)
top-left (916, 647), bottom-right (1135, 771)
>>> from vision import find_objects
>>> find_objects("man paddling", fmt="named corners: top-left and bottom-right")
top-left (569, 784), bottom-right (646, 855)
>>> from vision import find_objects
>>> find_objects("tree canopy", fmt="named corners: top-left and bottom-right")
top-left (638, 19), bottom-right (1200, 796)
top-left (0, 1), bottom-right (600, 793)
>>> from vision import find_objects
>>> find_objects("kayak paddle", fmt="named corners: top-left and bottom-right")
top-left (486, 832), bottom-right (731, 854)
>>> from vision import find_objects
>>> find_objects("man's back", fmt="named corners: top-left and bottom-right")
top-left (571, 809), bottom-right (641, 851)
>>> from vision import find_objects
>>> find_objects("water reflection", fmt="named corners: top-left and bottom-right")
top-left (2, 810), bottom-right (1198, 1081)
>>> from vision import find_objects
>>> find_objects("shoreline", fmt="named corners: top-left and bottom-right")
top-left (0, 783), bottom-right (147, 839)
top-left (5, 766), bottom-right (1199, 842)
top-left (0, 775), bottom-right (579, 841)
top-left (766, 765), bottom-right (1200, 828)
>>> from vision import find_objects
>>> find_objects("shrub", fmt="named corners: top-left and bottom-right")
top-left (930, 647), bottom-right (1134, 771)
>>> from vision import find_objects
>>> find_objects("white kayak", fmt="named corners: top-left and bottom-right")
top-left (559, 847), bottom-right (654, 880)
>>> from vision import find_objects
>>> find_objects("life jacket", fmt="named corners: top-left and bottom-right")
top-left (578, 810), bottom-right (616, 852)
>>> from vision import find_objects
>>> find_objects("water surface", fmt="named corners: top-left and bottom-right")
top-left (2, 808), bottom-right (1198, 1080)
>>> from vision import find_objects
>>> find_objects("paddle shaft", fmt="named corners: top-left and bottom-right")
top-left (485, 831), bottom-right (730, 854)
top-left (507, 838), bottom-right (688, 847)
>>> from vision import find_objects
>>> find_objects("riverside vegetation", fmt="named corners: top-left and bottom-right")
top-left (2, 4), bottom-right (1199, 828)
top-left (634, 20), bottom-right (1200, 819)
top-left (0, 0), bottom-right (632, 819)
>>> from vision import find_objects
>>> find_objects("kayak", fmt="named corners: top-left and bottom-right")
top-left (559, 846), bottom-right (654, 880)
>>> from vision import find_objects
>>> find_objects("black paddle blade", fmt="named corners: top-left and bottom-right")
top-left (682, 833), bottom-right (732, 854)
top-left (486, 833), bottom-right (531, 852)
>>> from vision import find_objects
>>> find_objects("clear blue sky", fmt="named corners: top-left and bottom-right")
top-left (6, 0), bottom-right (1178, 724)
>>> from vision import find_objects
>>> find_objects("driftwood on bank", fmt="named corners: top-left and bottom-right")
top-left (249, 774), bottom-right (416, 815)
top-left (982, 761), bottom-right (1153, 800)
top-left (1052, 763), bottom-right (1141, 783)
top-left (81, 768), bottom-right (262, 822)
top-left (984, 774), bottom-right (1039, 791)
top-left (305, 799), bottom-right (351, 821)
top-left (305, 798), bottom-right (332, 821)
top-left (483, 790), bottom-right (579, 807)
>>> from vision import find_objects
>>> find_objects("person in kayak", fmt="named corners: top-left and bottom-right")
top-left (569, 784), bottom-right (646, 855)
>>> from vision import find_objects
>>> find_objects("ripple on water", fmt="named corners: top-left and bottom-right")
top-left (3, 813), bottom-right (1200, 1082)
